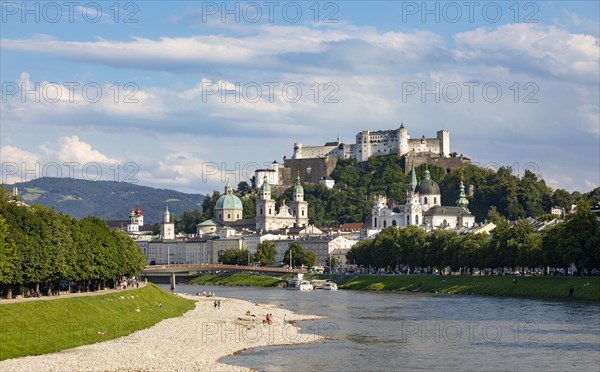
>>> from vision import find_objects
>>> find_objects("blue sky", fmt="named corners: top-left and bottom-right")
top-left (1, 1), bottom-right (599, 194)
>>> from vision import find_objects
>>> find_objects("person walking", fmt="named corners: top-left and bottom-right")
top-left (217, 299), bottom-right (221, 309)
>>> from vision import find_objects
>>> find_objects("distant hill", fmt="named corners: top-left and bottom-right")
top-left (10, 178), bottom-right (204, 224)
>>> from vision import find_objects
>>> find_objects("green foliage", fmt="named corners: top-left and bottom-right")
top-left (551, 189), bottom-right (573, 211)
top-left (237, 181), bottom-right (251, 196)
top-left (0, 188), bottom-right (147, 296)
top-left (283, 243), bottom-right (316, 268)
top-left (254, 241), bottom-right (277, 265)
top-left (189, 273), bottom-right (286, 287)
top-left (325, 255), bottom-right (339, 268)
top-left (219, 248), bottom-right (251, 265)
top-left (175, 209), bottom-right (203, 234)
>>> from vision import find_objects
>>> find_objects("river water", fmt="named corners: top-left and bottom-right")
top-left (166, 284), bottom-right (600, 371)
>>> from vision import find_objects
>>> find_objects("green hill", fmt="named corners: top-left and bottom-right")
top-left (10, 178), bottom-right (204, 224)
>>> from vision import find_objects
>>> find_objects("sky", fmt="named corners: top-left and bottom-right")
top-left (1, 1), bottom-right (599, 195)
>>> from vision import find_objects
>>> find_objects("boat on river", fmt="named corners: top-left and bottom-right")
top-left (323, 281), bottom-right (338, 291)
top-left (286, 273), bottom-right (314, 291)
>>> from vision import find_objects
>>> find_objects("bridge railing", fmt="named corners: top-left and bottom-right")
top-left (144, 263), bottom-right (306, 274)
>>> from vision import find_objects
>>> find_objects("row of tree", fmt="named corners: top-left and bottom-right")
top-left (346, 200), bottom-right (600, 275)
top-left (218, 242), bottom-right (317, 268)
top-left (0, 188), bottom-right (146, 298)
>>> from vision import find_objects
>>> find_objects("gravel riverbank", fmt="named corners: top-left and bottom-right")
top-left (0, 294), bottom-right (324, 371)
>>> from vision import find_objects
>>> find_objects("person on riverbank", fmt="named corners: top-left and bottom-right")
top-left (283, 314), bottom-right (288, 324)
top-left (217, 300), bottom-right (221, 309)
top-left (214, 300), bottom-right (218, 309)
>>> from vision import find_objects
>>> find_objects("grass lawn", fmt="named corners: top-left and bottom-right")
top-left (190, 273), bottom-right (287, 287)
top-left (335, 275), bottom-right (600, 301)
top-left (0, 284), bottom-right (196, 361)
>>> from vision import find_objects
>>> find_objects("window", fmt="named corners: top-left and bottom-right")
top-left (424, 197), bottom-right (428, 204)
top-left (434, 197), bottom-right (437, 204)
top-left (260, 208), bottom-right (263, 215)
top-left (219, 213), bottom-right (222, 219)
top-left (374, 217), bottom-right (378, 227)
top-left (392, 220), bottom-right (397, 226)
top-left (268, 208), bottom-right (272, 215)
top-left (302, 210), bottom-right (305, 216)
top-left (383, 220), bottom-right (387, 228)
top-left (236, 213), bottom-right (240, 219)
top-left (416, 215), bottom-right (419, 225)
top-left (407, 215), bottom-right (410, 225)
top-left (227, 213), bottom-right (231, 219)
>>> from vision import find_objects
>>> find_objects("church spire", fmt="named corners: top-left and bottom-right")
top-left (456, 180), bottom-right (469, 211)
top-left (408, 164), bottom-right (418, 194)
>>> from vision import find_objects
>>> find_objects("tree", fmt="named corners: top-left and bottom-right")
top-left (0, 216), bottom-right (17, 288)
top-left (219, 248), bottom-right (250, 265)
top-left (176, 210), bottom-right (203, 234)
top-left (551, 189), bottom-right (572, 211)
top-left (455, 233), bottom-right (488, 274)
top-left (284, 244), bottom-right (305, 268)
top-left (557, 199), bottom-right (600, 274)
top-left (303, 251), bottom-right (317, 268)
top-left (254, 241), bottom-right (277, 265)
top-left (237, 181), bottom-right (251, 196)
top-left (325, 255), bottom-right (339, 268)
top-left (424, 230), bottom-right (456, 273)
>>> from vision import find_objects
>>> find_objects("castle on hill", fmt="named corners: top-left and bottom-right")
top-left (291, 123), bottom-right (449, 161)
top-left (256, 124), bottom-right (469, 194)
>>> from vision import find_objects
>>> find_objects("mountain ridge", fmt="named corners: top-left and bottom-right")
top-left (9, 177), bottom-right (204, 224)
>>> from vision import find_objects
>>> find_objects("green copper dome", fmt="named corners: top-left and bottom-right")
top-left (216, 182), bottom-right (243, 210)
top-left (261, 175), bottom-right (271, 192)
top-left (293, 176), bottom-right (304, 194)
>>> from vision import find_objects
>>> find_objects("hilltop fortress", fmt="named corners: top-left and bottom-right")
top-left (292, 123), bottom-right (450, 161)
top-left (256, 124), bottom-right (470, 194)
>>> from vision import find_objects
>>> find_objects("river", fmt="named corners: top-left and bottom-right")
top-left (164, 284), bottom-right (600, 371)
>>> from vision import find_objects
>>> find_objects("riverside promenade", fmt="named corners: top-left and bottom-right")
top-left (1, 283), bottom-right (146, 304)
top-left (0, 293), bottom-right (324, 371)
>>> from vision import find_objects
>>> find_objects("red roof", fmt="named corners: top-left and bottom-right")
top-left (339, 222), bottom-right (364, 230)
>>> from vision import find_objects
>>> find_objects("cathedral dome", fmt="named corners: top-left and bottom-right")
top-left (415, 169), bottom-right (440, 195)
top-left (215, 194), bottom-right (243, 210)
top-left (216, 182), bottom-right (243, 210)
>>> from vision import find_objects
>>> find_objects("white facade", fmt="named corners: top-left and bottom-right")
top-left (371, 168), bottom-right (475, 232)
top-left (256, 176), bottom-right (308, 231)
top-left (291, 125), bottom-right (450, 163)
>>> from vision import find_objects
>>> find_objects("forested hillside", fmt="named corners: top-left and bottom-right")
top-left (192, 155), bottom-right (600, 229)
top-left (11, 178), bottom-right (204, 224)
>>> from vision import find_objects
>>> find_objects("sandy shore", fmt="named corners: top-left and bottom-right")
top-left (0, 294), bottom-right (325, 371)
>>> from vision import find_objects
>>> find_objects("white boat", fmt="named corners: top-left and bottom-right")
top-left (286, 274), bottom-right (314, 291)
top-left (323, 281), bottom-right (338, 291)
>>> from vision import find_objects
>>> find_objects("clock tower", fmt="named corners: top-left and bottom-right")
top-left (160, 204), bottom-right (175, 240)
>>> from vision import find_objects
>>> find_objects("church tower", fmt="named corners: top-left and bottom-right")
top-left (255, 175), bottom-right (276, 231)
top-left (160, 204), bottom-right (175, 240)
top-left (399, 123), bottom-right (409, 156)
top-left (456, 180), bottom-right (470, 212)
top-left (405, 165), bottom-right (422, 226)
top-left (291, 176), bottom-right (308, 227)
top-left (127, 203), bottom-right (144, 232)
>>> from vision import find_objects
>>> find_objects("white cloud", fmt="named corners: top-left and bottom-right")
top-left (40, 135), bottom-right (119, 165)
top-left (453, 23), bottom-right (599, 84)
